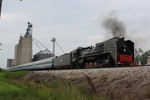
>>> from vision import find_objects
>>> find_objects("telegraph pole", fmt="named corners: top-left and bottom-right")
top-left (0, 0), bottom-right (3, 18)
top-left (51, 38), bottom-right (56, 56)
top-left (0, 43), bottom-right (2, 50)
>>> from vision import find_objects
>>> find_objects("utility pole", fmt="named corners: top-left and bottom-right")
top-left (0, 0), bottom-right (23, 18)
top-left (51, 38), bottom-right (56, 56)
top-left (0, 0), bottom-right (3, 18)
top-left (0, 43), bottom-right (2, 50)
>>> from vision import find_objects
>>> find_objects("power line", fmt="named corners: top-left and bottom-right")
top-left (33, 36), bottom-right (65, 55)
top-left (33, 39), bottom-right (42, 51)
top-left (56, 40), bottom-right (65, 54)
top-left (32, 37), bottom-right (48, 49)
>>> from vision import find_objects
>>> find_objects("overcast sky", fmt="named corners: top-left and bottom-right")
top-left (0, 0), bottom-right (150, 69)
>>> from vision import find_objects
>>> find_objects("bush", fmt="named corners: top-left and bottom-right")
top-left (0, 68), bottom-right (3, 72)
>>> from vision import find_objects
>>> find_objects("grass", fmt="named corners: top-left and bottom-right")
top-left (0, 71), bottom-right (107, 100)
top-left (0, 81), bottom-right (22, 95)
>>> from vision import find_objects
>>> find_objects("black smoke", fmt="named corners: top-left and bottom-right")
top-left (102, 12), bottom-right (126, 37)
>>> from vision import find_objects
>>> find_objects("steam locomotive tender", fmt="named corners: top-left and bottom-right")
top-left (53, 37), bottom-right (135, 69)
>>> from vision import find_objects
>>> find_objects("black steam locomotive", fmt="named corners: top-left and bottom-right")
top-left (53, 36), bottom-right (136, 69)
top-left (6, 37), bottom-right (136, 71)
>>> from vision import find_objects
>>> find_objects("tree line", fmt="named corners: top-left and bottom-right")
top-left (135, 48), bottom-right (150, 65)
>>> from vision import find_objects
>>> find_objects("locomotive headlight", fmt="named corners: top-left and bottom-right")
top-left (123, 45), bottom-right (126, 52)
top-left (124, 49), bottom-right (126, 52)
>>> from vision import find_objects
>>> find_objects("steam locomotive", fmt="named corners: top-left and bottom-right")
top-left (54, 36), bottom-right (135, 69)
top-left (6, 37), bottom-right (136, 71)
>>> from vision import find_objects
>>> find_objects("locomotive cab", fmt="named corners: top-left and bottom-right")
top-left (116, 38), bottom-right (134, 66)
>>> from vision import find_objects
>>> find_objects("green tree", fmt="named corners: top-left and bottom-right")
top-left (0, 68), bottom-right (3, 72)
top-left (135, 49), bottom-right (150, 65)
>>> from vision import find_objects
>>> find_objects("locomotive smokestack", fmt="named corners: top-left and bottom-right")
top-left (102, 12), bottom-right (126, 37)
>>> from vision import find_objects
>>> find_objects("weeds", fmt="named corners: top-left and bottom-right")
top-left (0, 71), bottom-right (107, 100)
top-left (3, 71), bottom-right (27, 79)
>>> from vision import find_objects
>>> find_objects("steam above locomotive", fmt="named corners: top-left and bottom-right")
top-left (6, 36), bottom-right (136, 71)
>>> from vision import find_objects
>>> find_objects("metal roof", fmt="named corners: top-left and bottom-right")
top-left (35, 49), bottom-right (53, 55)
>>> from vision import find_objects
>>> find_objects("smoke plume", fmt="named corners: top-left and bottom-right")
top-left (102, 12), bottom-right (126, 37)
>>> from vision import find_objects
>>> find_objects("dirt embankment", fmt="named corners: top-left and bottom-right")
top-left (22, 66), bottom-right (150, 100)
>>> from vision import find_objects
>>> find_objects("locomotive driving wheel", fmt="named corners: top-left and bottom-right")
top-left (96, 59), bottom-right (104, 68)
top-left (96, 54), bottom-right (113, 67)
top-left (76, 58), bottom-right (85, 69)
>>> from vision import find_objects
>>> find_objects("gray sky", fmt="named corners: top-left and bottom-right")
top-left (0, 0), bottom-right (150, 69)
